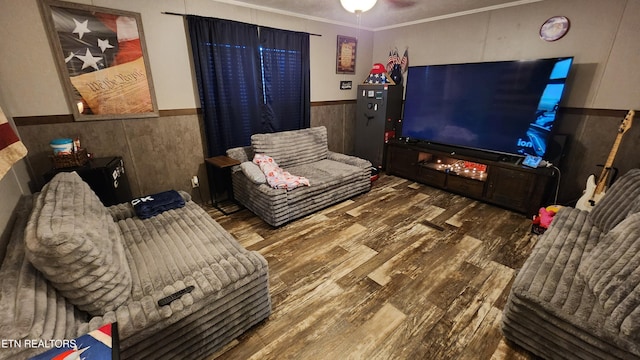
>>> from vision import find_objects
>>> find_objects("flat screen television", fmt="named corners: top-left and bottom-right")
top-left (401, 57), bottom-right (573, 158)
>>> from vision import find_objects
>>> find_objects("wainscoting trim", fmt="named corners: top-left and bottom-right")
top-left (14, 108), bottom-right (202, 126)
top-left (14, 105), bottom-right (632, 126)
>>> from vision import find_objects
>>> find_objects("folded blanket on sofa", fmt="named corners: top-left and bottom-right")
top-left (253, 153), bottom-right (310, 190)
top-left (131, 190), bottom-right (185, 219)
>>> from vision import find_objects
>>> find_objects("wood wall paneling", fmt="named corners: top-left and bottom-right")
top-left (15, 102), bottom-right (358, 203)
top-left (13, 103), bottom-right (639, 207)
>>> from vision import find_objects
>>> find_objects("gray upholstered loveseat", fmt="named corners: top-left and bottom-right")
top-left (502, 168), bottom-right (640, 359)
top-left (227, 126), bottom-right (372, 226)
top-left (0, 172), bottom-right (271, 359)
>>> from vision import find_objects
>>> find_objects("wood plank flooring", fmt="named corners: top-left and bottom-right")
top-left (206, 174), bottom-right (538, 360)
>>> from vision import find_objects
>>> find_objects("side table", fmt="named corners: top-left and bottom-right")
top-left (205, 155), bottom-right (242, 215)
top-left (42, 157), bottom-right (132, 206)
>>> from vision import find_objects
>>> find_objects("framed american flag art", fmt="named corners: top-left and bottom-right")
top-left (40, 0), bottom-right (158, 121)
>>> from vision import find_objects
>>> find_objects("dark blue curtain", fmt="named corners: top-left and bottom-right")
top-left (187, 17), bottom-right (310, 156)
top-left (259, 27), bottom-right (310, 132)
top-left (187, 16), bottom-right (262, 157)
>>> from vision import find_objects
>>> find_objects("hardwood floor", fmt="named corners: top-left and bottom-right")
top-left (206, 174), bottom-right (538, 360)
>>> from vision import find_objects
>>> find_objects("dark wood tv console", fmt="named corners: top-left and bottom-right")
top-left (386, 140), bottom-right (556, 216)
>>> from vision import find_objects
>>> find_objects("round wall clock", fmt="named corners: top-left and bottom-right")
top-left (539, 16), bottom-right (570, 42)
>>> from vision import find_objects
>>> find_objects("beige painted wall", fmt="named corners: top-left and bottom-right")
top-left (0, 0), bottom-right (372, 207)
top-left (0, 0), bottom-right (374, 118)
top-left (372, 0), bottom-right (640, 110)
top-left (14, 0), bottom-right (638, 114)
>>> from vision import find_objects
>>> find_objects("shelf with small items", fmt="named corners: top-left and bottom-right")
top-left (417, 153), bottom-right (488, 182)
top-left (386, 141), bottom-right (556, 216)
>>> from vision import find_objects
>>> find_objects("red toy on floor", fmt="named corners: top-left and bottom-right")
top-left (532, 205), bottom-right (561, 234)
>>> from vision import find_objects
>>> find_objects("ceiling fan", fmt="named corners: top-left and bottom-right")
top-left (340, 0), bottom-right (417, 13)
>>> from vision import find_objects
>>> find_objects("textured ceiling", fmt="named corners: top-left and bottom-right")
top-left (214, 0), bottom-right (543, 30)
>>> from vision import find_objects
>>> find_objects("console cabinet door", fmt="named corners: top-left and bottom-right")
top-left (486, 166), bottom-right (536, 213)
top-left (387, 145), bottom-right (419, 180)
top-left (417, 167), bottom-right (447, 188)
top-left (446, 175), bottom-right (485, 198)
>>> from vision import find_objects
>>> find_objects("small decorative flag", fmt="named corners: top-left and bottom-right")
top-left (400, 49), bottom-right (409, 73)
top-left (386, 50), bottom-right (394, 73)
top-left (29, 322), bottom-right (119, 360)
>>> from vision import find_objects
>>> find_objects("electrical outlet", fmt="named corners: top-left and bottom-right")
top-left (191, 175), bottom-right (199, 188)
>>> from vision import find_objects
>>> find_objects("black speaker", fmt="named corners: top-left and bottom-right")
top-left (545, 134), bottom-right (567, 167)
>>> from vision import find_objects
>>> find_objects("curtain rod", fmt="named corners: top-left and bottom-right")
top-left (162, 11), bottom-right (322, 37)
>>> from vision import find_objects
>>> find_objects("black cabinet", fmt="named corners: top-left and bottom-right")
top-left (43, 157), bottom-right (132, 206)
top-left (355, 84), bottom-right (404, 169)
top-left (386, 141), bottom-right (555, 216)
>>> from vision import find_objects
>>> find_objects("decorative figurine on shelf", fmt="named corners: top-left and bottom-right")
top-left (386, 47), bottom-right (408, 85)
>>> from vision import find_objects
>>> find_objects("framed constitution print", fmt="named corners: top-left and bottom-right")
top-left (336, 35), bottom-right (357, 74)
top-left (40, 0), bottom-right (158, 121)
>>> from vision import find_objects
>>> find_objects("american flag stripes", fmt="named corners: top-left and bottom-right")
top-left (386, 50), bottom-right (394, 73)
top-left (29, 322), bottom-right (118, 360)
top-left (43, 3), bottom-right (155, 117)
top-left (0, 106), bottom-right (27, 180)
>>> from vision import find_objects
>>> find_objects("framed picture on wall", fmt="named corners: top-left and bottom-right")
top-left (40, 0), bottom-right (158, 121)
top-left (336, 35), bottom-right (357, 74)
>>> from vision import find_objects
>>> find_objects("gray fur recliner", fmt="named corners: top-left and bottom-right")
top-left (226, 126), bottom-right (372, 227)
top-left (502, 168), bottom-right (640, 359)
top-left (0, 172), bottom-right (271, 359)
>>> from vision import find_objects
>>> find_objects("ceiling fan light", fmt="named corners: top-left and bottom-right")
top-left (340, 0), bottom-right (378, 13)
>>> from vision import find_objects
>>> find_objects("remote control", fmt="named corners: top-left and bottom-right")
top-left (157, 285), bottom-right (195, 307)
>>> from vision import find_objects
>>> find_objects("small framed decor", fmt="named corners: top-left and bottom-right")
top-left (340, 80), bottom-right (353, 90)
top-left (539, 16), bottom-right (570, 42)
top-left (40, 0), bottom-right (158, 121)
top-left (336, 35), bottom-right (357, 74)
